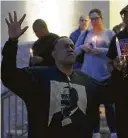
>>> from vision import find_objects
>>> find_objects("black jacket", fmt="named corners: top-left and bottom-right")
top-left (107, 27), bottom-right (128, 138)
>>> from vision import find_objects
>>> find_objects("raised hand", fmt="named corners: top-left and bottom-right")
top-left (5, 11), bottom-right (28, 39)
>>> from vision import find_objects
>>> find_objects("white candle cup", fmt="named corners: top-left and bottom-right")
top-left (119, 59), bottom-right (123, 66)
top-left (92, 36), bottom-right (97, 48)
top-left (116, 37), bottom-right (121, 57)
top-left (119, 55), bottom-right (126, 66)
top-left (124, 55), bottom-right (126, 61)
top-left (30, 48), bottom-right (33, 57)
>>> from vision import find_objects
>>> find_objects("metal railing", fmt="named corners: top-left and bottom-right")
top-left (1, 90), bottom-right (28, 138)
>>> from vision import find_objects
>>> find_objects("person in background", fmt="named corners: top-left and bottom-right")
top-left (75, 9), bottom-right (117, 138)
top-left (70, 15), bottom-right (90, 70)
top-left (29, 19), bottom-right (59, 66)
top-left (70, 15), bottom-right (89, 44)
top-left (107, 5), bottom-right (128, 138)
top-left (113, 22), bottom-right (126, 34)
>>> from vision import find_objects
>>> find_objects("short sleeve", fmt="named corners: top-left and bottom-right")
top-left (107, 36), bottom-right (117, 60)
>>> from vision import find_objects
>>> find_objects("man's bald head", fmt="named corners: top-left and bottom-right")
top-left (33, 19), bottom-right (48, 31)
top-left (32, 19), bottom-right (48, 38)
top-left (52, 36), bottom-right (73, 50)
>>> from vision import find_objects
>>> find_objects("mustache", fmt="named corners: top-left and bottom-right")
top-left (67, 51), bottom-right (75, 55)
top-left (67, 49), bottom-right (75, 53)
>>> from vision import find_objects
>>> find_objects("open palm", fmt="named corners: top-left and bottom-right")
top-left (5, 11), bottom-right (28, 39)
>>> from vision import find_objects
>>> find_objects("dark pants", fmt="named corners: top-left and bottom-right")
top-left (93, 78), bottom-right (116, 133)
top-left (114, 78), bottom-right (128, 138)
top-left (94, 104), bottom-right (116, 133)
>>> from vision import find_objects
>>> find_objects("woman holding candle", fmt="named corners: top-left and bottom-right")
top-left (107, 5), bottom-right (128, 138)
top-left (75, 9), bottom-right (117, 138)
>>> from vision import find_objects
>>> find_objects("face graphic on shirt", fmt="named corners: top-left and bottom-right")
top-left (48, 81), bottom-right (87, 127)
top-left (61, 87), bottom-right (79, 117)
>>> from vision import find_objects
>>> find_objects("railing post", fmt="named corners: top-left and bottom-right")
top-left (8, 96), bottom-right (11, 137)
top-left (1, 91), bottom-right (28, 138)
top-left (22, 100), bottom-right (24, 135)
top-left (1, 99), bottom-right (4, 138)
top-left (15, 95), bottom-right (17, 138)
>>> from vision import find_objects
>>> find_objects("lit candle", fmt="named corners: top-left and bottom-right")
top-left (30, 48), bottom-right (33, 57)
top-left (92, 36), bottom-right (97, 48)
top-left (124, 55), bottom-right (126, 61)
top-left (116, 37), bottom-right (121, 57)
top-left (120, 27), bottom-right (123, 31)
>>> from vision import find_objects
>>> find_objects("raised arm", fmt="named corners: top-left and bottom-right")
top-left (1, 11), bottom-right (41, 99)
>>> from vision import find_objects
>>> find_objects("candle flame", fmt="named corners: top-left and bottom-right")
top-left (30, 48), bottom-right (33, 53)
top-left (116, 37), bottom-right (119, 42)
top-left (120, 27), bottom-right (123, 31)
top-left (124, 55), bottom-right (126, 61)
top-left (92, 36), bottom-right (97, 42)
top-left (30, 48), bottom-right (33, 57)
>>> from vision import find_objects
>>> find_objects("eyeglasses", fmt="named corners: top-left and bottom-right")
top-left (90, 17), bottom-right (100, 21)
top-left (80, 19), bottom-right (88, 22)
